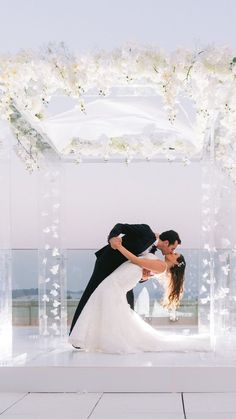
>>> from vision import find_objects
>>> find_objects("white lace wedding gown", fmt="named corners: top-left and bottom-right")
top-left (69, 256), bottom-right (209, 353)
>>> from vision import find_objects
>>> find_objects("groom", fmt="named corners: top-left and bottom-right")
top-left (69, 223), bottom-right (181, 335)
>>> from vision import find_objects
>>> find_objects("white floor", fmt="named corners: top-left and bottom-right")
top-left (2, 328), bottom-right (236, 394)
top-left (7, 326), bottom-right (236, 368)
top-left (1, 392), bottom-right (236, 418)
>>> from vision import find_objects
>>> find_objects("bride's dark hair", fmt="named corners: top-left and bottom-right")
top-left (162, 254), bottom-right (186, 310)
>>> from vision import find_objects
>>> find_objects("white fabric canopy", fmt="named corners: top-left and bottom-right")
top-left (38, 96), bottom-right (197, 154)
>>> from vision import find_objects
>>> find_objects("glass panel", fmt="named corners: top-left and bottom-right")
top-left (0, 136), bottom-right (12, 361)
top-left (12, 248), bottom-right (207, 332)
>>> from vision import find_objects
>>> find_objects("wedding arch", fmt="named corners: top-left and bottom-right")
top-left (1, 43), bottom-right (236, 359)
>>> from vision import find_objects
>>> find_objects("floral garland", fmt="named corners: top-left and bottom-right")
top-left (62, 134), bottom-right (198, 165)
top-left (9, 104), bottom-right (50, 171)
top-left (0, 43), bottom-right (236, 178)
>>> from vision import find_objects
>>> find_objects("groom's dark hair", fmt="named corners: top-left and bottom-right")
top-left (159, 230), bottom-right (181, 245)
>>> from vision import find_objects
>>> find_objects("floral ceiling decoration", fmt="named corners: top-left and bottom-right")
top-left (0, 42), bottom-right (236, 178)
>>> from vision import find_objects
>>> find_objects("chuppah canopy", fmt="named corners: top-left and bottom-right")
top-left (0, 42), bottom-right (235, 175)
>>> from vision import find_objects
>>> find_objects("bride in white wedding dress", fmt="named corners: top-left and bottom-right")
top-left (69, 244), bottom-right (208, 353)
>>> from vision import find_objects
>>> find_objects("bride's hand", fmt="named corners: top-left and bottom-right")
top-left (109, 236), bottom-right (122, 249)
top-left (142, 268), bottom-right (154, 278)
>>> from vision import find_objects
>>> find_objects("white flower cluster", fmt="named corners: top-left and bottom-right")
top-left (9, 105), bottom-right (50, 171)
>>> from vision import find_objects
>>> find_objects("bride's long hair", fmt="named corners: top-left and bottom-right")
top-left (162, 254), bottom-right (186, 310)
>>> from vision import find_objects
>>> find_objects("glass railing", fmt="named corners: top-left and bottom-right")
top-left (11, 248), bottom-right (200, 327)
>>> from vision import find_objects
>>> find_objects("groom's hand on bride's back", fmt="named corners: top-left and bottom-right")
top-left (139, 268), bottom-right (154, 283)
top-left (109, 236), bottom-right (122, 249)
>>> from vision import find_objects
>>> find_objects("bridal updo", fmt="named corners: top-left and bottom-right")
top-left (162, 254), bottom-right (186, 310)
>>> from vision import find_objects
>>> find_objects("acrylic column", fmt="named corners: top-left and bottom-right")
top-left (199, 117), bottom-right (217, 348)
top-left (213, 168), bottom-right (236, 353)
top-left (200, 114), bottom-right (236, 354)
top-left (0, 133), bottom-right (12, 360)
top-left (38, 155), bottom-right (67, 346)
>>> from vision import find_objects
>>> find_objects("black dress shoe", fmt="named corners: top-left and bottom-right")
top-left (72, 344), bottom-right (82, 350)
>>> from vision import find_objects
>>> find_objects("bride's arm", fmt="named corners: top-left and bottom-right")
top-left (116, 244), bottom-right (166, 273)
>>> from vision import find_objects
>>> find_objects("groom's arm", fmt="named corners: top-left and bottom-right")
top-left (108, 223), bottom-right (151, 241)
top-left (95, 223), bottom-right (143, 257)
top-left (108, 223), bottom-right (142, 250)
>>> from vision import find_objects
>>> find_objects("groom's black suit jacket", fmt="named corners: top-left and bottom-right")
top-left (69, 223), bottom-right (156, 334)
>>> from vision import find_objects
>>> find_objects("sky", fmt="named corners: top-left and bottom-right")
top-left (0, 0), bottom-right (235, 54)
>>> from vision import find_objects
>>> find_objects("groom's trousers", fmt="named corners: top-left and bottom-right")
top-left (126, 290), bottom-right (134, 310)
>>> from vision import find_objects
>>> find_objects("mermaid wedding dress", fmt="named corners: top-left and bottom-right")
top-left (69, 255), bottom-right (209, 353)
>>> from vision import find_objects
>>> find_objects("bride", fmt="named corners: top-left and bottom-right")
top-left (69, 244), bottom-right (207, 353)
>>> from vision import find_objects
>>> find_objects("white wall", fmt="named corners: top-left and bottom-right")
top-left (11, 152), bottom-right (201, 249)
top-left (63, 160), bottom-right (202, 249)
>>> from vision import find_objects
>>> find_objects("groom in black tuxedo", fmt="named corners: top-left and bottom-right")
top-left (69, 223), bottom-right (181, 335)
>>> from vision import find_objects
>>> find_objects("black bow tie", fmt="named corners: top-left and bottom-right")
top-left (149, 245), bottom-right (157, 254)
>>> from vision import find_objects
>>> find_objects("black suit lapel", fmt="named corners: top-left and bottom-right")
top-left (139, 234), bottom-right (156, 253)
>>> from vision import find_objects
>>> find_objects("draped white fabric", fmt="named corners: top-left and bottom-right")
top-left (39, 96), bottom-right (197, 154)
